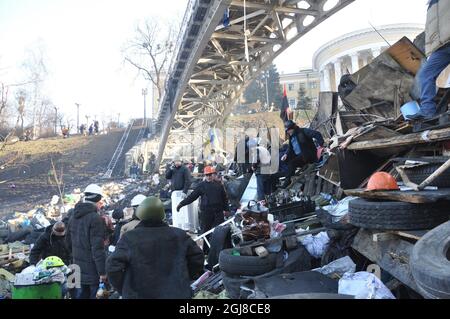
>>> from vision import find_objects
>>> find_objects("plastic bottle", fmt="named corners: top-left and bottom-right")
top-left (96, 282), bottom-right (105, 299)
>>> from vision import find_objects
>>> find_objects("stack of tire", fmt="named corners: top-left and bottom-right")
top-left (348, 163), bottom-right (450, 231)
top-left (218, 247), bottom-right (279, 299)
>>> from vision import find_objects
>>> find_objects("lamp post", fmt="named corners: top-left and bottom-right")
top-left (75, 103), bottom-right (80, 132)
top-left (54, 106), bottom-right (58, 135)
top-left (117, 113), bottom-right (120, 128)
top-left (142, 88), bottom-right (147, 127)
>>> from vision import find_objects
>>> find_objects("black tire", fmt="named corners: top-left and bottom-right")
top-left (219, 248), bottom-right (277, 276)
top-left (410, 221), bottom-right (450, 299)
top-left (405, 163), bottom-right (450, 187)
top-left (349, 198), bottom-right (450, 230)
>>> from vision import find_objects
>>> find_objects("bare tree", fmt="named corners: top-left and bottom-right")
top-left (123, 18), bottom-right (178, 102)
top-left (21, 40), bottom-right (49, 138)
top-left (15, 89), bottom-right (27, 135)
top-left (0, 83), bottom-right (8, 118)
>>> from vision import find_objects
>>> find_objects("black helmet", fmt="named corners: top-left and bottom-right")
top-left (136, 196), bottom-right (165, 222)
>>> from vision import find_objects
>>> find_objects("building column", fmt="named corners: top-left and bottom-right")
top-left (333, 59), bottom-right (342, 92)
top-left (321, 65), bottom-right (332, 92)
top-left (350, 53), bottom-right (360, 74)
top-left (371, 47), bottom-right (381, 59)
top-left (361, 54), bottom-right (369, 68)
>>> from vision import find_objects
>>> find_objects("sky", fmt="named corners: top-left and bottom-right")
top-left (0, 0), bottom-right (427, 125)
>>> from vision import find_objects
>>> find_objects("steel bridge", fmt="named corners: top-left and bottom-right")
top-left (155, 0), bottom-right (355, 167)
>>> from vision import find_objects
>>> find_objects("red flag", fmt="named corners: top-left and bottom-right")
top-left (280, 85), bottom-right (293, 122)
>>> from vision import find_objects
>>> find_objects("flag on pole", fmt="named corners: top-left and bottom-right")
top-left (280, 85), bottom-right (293, 122)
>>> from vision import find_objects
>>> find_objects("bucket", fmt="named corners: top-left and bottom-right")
top-left (400, 101), bottom-right (420, 120)
top-left (12, 282), bottom-right (62, 299)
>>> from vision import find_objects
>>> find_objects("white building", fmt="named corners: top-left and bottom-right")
top-left (312, 23), bottom-right (424, 92)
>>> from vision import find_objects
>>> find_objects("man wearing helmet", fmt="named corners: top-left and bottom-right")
top-left (177, 166), bottom-right (229, 238)
top-left (118, 194), bottom-right (146, 240)
top-left (106, 197), bottom-right (204, 299)
top-left (66, 184), bottom-right (107, 299)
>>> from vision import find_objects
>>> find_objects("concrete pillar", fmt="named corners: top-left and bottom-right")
top-left (321, 65), bottom-right (332, 92)
top-left (350, 53), bottom-right (360, 74)
top-left (371, 47), bottom-right (381, 59)
top-left (361, 54), bottom-right (369, 68)
top-left (333, 59), bottom-right (342, 92)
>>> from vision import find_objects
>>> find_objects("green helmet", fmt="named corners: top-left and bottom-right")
top-left (43, 256), bottom-right (65, 269)
top-left (136, 196), bottom-right (165, 222)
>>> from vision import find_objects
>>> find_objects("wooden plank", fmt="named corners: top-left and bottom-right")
top-left (388, 230), bottom-right (428, 241)
top-left (348, 127), bottom-right (450, 151)
top-left (305, 173), bottom-right (316, 196)
top-left (344, 188), bottom-right (450, 204)
top-left (345, 52), bottom-right (415, 118)
top-left (352, 229), bottom-right (420, 294)
top-left (353, 126), bottom-right (401, 142)
top-left (386, 37), bottom-right (425, 75)
top-left (315, 175), bottom-right (323, 195)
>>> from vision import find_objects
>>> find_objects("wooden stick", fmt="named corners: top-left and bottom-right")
top-left (395, 166), bottom-right (419, 191)
top-left (417, 157), bottom-right (450, 190)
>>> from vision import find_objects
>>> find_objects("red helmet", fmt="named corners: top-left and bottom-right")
top-left (366, 172), bottom-right (399, 191)
top-left (204, 166), bottom-right (216, 175)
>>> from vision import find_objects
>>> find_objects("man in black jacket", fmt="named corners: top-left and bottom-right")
top-left (106, 196), bottom-right (204, 299)
top-left (166, 154), bottom-right (192, 230)
top-left (165, 154), bottom-right (191, 195)
top-left (66, 184), bottom-right (107, 299)
top-left (281, 120), bottom-right (324, 188)
top-left (177, 166), bottom-right (229, 237)
top-left (29, 222), bottom-right (71, 266)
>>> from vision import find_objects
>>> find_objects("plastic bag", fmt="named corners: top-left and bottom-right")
top-left (338, 271), bottom-right (395, 299)
top-left (313, 256), bottom-right (356, 278)
top-left (299, 231), bottom-right (330, 259)
top-left (270, 221), bottom-right (286, 238)
top-left (322, 196), bottom-right (358, 223)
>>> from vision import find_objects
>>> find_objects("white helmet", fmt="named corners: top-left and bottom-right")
top-left (131, 194), bottom-right (146, 207)
top-left (84, 184), bottom-right (103, 196)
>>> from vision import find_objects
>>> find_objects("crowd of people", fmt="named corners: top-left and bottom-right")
top-left (79, 121), bottom-right (100, 136)
top-left (27, 119), bottom-right (325, 299)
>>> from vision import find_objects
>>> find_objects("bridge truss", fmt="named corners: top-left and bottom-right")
top-left (155, 0), bottom-right (355, 166)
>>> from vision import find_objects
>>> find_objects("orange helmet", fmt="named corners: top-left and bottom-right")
top-left (366, 172), bottom-right (399, 191)
top-left (204, 166), bottom-right (216, 175)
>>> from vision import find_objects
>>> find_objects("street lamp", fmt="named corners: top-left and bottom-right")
top-left (75, 103), bottom-right (80, 132)
top-left (54, 106), bottom-right (58, 135)
top-left (142, 88), bottom-right (148, 127)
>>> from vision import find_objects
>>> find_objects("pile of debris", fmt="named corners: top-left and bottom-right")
top-left (0, 178), bottom-right (149, 299)
top-left (193, 36), bottom-right (450, 300)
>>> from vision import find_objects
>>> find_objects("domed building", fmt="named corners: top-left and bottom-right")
top-left (312, 23), bottom-right (424, 92)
